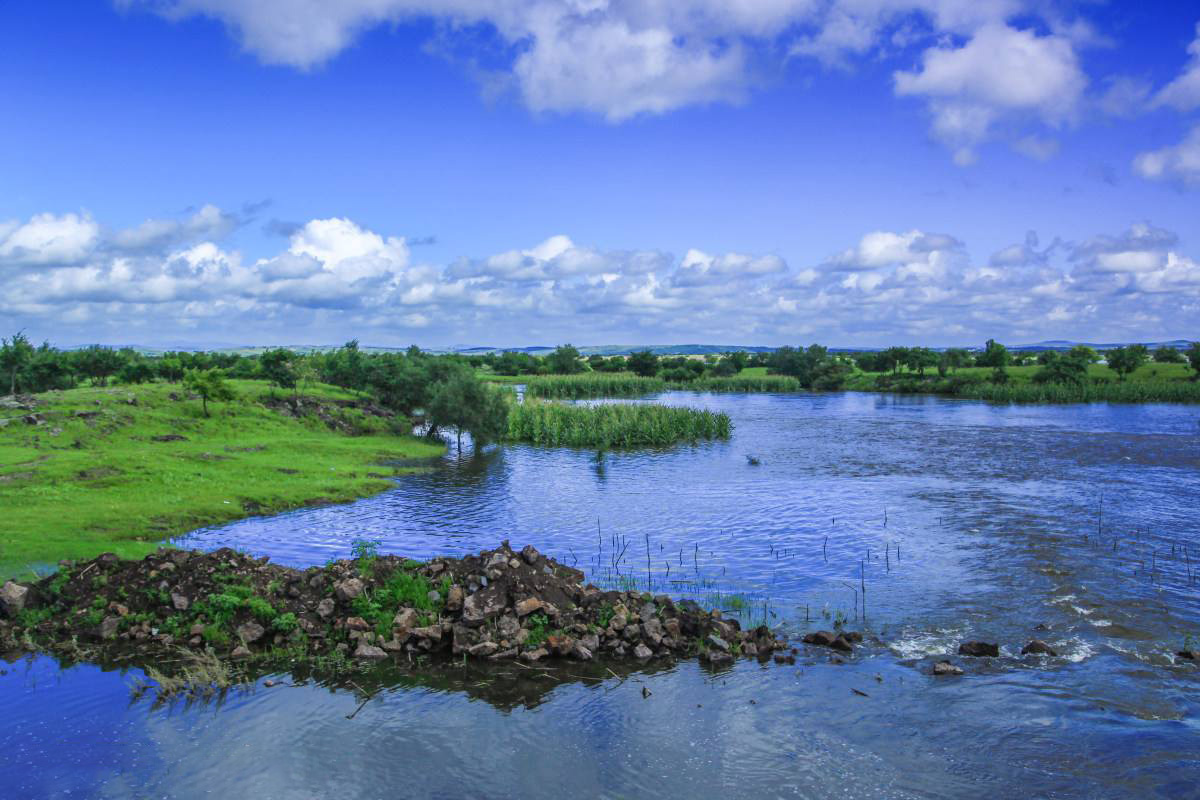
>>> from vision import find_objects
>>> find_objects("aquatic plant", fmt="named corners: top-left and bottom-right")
top-left (524, 373), bottom-right (666, 398)
top-left (506, 400), bottom-right (732, 447)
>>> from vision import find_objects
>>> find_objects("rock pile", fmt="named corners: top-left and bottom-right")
top-left (0, 541), bottom-right (786, 671)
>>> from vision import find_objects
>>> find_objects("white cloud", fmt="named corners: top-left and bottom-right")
top-left (1153, 22), bottom-right (1200, 112)
top-left (1133, 125), bottom-right (1200, 187)
top-left (893, 23), bottom-right (1086, 163)
top-left (0, 212), bottom-right (100, 266)
top-left (6, 205), bottom-right (1198, 345)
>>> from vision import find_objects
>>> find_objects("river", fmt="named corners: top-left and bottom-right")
top-left (3, 391), bottom-right (1198, 797)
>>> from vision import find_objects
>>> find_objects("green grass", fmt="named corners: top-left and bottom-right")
top-left (506, 400), bottom-right (732, 447)
top-left (475, 371), bottom-right (530, 384)
top-left (0, 379), bottom-right (444, 576)
top-left (669, 375), bottom-right (802, 392)
top-left (524, 373), bottom-right (667, 398)
top-left (844, 361), bottom-right (1200, 403)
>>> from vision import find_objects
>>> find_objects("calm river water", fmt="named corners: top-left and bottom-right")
top-left (2, 391), bottom-right (1199, 797)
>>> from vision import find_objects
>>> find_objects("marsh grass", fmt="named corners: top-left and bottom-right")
top-left (507, 400), bottom-right (732, 447)
top-left (524, 374), bottom-right (666, 398)
top-left (669, 375), bottom-right (802, 392)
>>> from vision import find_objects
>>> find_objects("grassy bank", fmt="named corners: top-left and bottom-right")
top-left (507, 400), bottom-right (732, 447)
top-left (0, 380), bottom-right (443, 576)
top-left (845, 362), bottom-right (1200, 403)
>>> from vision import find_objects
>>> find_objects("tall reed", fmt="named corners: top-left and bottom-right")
top-left (962, 380), bottom-right (1200, 404)
top-left (668, 375), bottom-right (802, 392)
top-left (524, 374), bottom-right (666, 399)
top-left (507, 400), bottom-right (732, 447)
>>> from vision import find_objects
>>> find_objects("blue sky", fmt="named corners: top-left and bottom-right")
top-left (2, 1), bottom-right (1198, 348)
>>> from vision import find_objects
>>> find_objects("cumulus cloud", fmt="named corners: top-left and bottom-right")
top-left (6, 205), bottom-right (1198, 345)
top-left (893, 23), bottom-right (1086, 164)
top-left (119, 0), bottom-right (1112, 158)
top-left (1133, 125), bottom-right (1200, 187)
top-left (1153, 23), bottom-right (1200, 112)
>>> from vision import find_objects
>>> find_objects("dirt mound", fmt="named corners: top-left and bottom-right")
top-left (0, 542), bottom-right (785, 672)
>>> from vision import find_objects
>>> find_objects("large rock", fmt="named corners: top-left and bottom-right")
top-left (1021, 639), bottom-right (1057, 657)
top-left (316, 598), bottom-right (336, 619)
top-left (344, 617), bottom-right (371, 632)
top-left (933, 660), bottom-right (964, 676)
top-left (444, 585), bottom-right (464, 612)
top-left (335, 578), bottom-right (364, 603)
top-left (0, 581), bottom-right (29, 617)
top-left (633, 643), bottom-right (653, 660)
top-left (514, 597), bottom-right (543, 617)
top-left (354, 642), bottom-right (388, 660)
top-left (99, 616), bottom-right (121, 639)
top-left (708, 634), bottom-right (730, 652)
top-left (393, 608), bottom-right (420, 629)
top-left (171, 593), bottom-right (190, 611)
top-left (958, 641), bottom-right (1000, 658)
top-left (462, 585), bottom-right (506, 625)
top-left (469, 641), bottom-right (499, 658)
top-left (803, 630), bottom-right (837, 647)
top-left (520, 545), bottom-right (540, 565)
top-left (236, 621), bottom-right (266, 643)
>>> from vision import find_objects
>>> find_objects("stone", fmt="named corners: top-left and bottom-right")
top-left (803, 630), bottom-right (837, 647)
top-left (469, 641), bottom-right (499, 658)
top-left (393, 608), bottom-right (420, 629)
top-left (580, 634), bottom-right (600, 653)
top-left (633, 643), bottom-right (653, 660)
top-left (1177, 650), bottom-right (1199, 661)
top-left (708, 634), bottom-right (730, 652)
top-left (487, 552), bottom-right (508, 568)
top-left (109, 603), bottom-right (129, 617)
top-left (642, 617), bottom-right (664, 644)
top-left (546, 634), bottom-right (575, 656)
top-left (508, 559), bottom-right (521, 569)
top-left (0, 581), bottom-right (30, 617)
top-left (520, 545), bottom-right (540, 564)
top-left (335, 578), bottom-right (364, 603)
top-left (570, 642), bottom-right (594, 661)
top-left (231, 645), bottom-right (252, 659)
top-left (316, 598), bottom-right (336, 620)
top-left (189, 623), bottom-right (205, 636)
top-left (933, 660), bottom-right (964, 676)
top-left (427, 590), bottom-right (441, 606)
top-left (411, 625), bottom-right (442, 642)
top-left (445, 585), bottom-right (464, 612)
top-left (462, 585), bottom-right (506, 625)
top-left (99, 616), bottom-right (121, 639)
top-left (354, 642), bottom-right (388, 660)
top-left (958, 641), bottom-right (1000, 658)
top-left (705, 650), bottom-right (733, 666)
top-left (344, 616), bottom-right (371, 632)
top-left (611, 614), bottom-right (627, 631)
top-left (663, 618), bottom-right (681, 639)
top-left (236, 621), bottom-right (266, 643)
top-left (515, 597), bottom-right (543, 617)
top-left (498, 615), bottom-right (521, 640)
top-left (1021, 640), bottom-right (1057, 657)
top-left (829, 635), bottom-right (854, 653)
top-left (171, 593), bottom-right (190, 611)
top-left (743, 642), bottom-right (758, 657)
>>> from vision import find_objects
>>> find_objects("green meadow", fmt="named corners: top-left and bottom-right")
top-left (0, 380), bottom-right (443, 576)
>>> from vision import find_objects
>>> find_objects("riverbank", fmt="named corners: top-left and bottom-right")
top-left (0, 381), bottom-right (443, 576)
top-left (0, 542), bottom-right (787, 698)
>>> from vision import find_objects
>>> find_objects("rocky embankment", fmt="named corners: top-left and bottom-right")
top-left (0, 542), bottom-right (786, 670)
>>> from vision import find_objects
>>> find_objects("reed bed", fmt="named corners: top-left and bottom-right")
top-left (523, 374), bottom-right (666, 399)
top-left (963, 380), bottom-right (1200, 404)
top-left (668, 375), bottom-right (802, 392)
top-left (507, 400), bottom-right (732, 447)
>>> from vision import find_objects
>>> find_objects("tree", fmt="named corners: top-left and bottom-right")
top-left (117, 360), bottom-right (155, 384)
top-left (976, 339), bottom-right (1009, 369)
top-left (183, 368), bottom-right (236, 417)
top-left (1153, 345), bottom-right (1184, 364)
top-left (74, 345), bottom-right (127, 387)
top-left (0, 332), bottom-right (34, 395)
top-left (427, 372), bottom-right (509, 450)
top-left (1068, 345), bottom-right (1099, 364)
top-left (259, 348), bottom-right (297, 390)
top-left (1106, 344), bottom-right (1148, 381)
top-left (904, 347), bottom-right (939, 376)
top-left (943, 348), bottom-right (971, 372)
top-left (881, 346), bottom-right (910, 375)
top-left (1186, 342), bottom-right (1200, 381)
top-left (546, 344), bottom-right (584, 374)
top-left (627, 350), bottom-right (659, 377)
top-left (1034, 350), bottom-right (1088, 385)
top-left (724, 351), bottom-right (749, 372)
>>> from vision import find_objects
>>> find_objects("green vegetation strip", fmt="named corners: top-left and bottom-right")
top-left (507, 400), bottom-right (732, 447)
top-left (0, 380), bottom-right (443, 576)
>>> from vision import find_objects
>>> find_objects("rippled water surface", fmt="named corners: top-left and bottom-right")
top-left (3, 391), bottom-right (1199, 798)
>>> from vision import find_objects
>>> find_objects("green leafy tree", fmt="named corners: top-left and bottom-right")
top-left (427, 372), bottom-right (509, 450)
top-left (546, 344), bottom-right (584, 375)
top-left (117, 360), bottom-right (155, 384)
top-left (1106, 344), bottom-right (1148, 381)
top-left (74, 345), bottom-right (127, 387)
top-left (1153, 345), bottom-right (1184, 364)
top-left (904, 347), bottom-right (939, 376)
top-left (183, 368), bottom-right (236, 417)
top-left (627, 350), bottom-right (660, 377)
top-left (881, 346), bottom-right (910, 375)
top-left (0, 332), bottom-right (34, 394)
top-left (259, 348), bottom-right (297, 390)
top-left (1069, 345), bottom-right (1099, 364)
top-left (1034, 350), bottom-right (1089, 385)
top-left (1186, 342), bottom-right (1200, 381)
